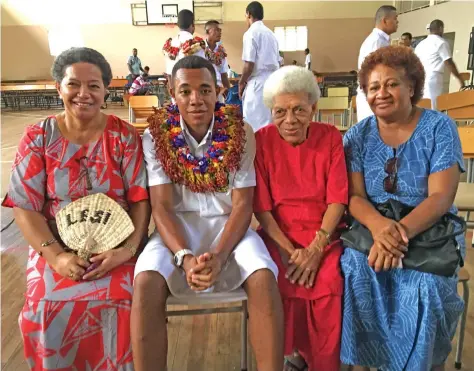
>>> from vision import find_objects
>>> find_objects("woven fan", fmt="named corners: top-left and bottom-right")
top-left (55, 193), bottom-right (135, 260)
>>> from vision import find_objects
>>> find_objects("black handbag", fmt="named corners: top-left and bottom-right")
top-left (340, 199), bottom-right (465, 277)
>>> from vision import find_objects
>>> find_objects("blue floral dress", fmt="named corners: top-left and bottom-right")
top-left (340, 109), bottom-right (466, 371)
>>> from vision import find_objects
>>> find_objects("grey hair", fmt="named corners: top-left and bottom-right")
top-left (263, 66), bottom-right (320, 109)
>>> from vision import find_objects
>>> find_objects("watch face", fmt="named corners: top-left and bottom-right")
top-left (174, 254), bottom-right (179, 266)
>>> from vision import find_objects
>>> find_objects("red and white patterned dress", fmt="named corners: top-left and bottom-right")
top-left (2, 115), bottom-right (148, 370)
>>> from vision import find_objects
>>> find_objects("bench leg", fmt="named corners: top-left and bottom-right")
top-left (455, 280), bottom-right (469, 369)
top-left (241, 300), bottom-right (248, 371)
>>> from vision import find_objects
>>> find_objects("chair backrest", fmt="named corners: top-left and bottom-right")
top-left (351, 96), bottom-right (356, 111)
top-left (318, 97), bottom-right (349, 110)
top-left (417, 98), bottom-right (432, 109)
top-left (129, 95), bottom-right (159, 108)
top-left (437, 90), bottom-right (474, 111)
top-left (458, 126), bottom-right (474, 156)
top-left (133, 123), bottom-right (149, 135)
top-left (327, 87), bottom-right (349, 97)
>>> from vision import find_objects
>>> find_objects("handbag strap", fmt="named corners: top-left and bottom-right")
top-left (410, 212), bottom-right (467, 248)
top-left (376, 199), bottom-right (467, 248)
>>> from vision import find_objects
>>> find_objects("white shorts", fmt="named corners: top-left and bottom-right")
top-left (134, 228), bottom-right (278, 298)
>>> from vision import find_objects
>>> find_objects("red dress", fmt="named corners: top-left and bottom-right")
top-left (254, 123), bottom-right (348, 371)
top-left (2, 115), bottom-right (148, 370)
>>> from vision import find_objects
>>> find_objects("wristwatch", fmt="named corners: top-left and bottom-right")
top-left (174, 249), bottom-right (194, 268)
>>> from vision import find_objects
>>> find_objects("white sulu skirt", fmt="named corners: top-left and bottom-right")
top-left (134, 213), bottom-right (278, 298)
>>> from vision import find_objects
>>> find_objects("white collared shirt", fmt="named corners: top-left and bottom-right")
top-left (142, 115), bottom-right (256, 217)
top-left (415, 34), bottom-right (452, 75)
top-left (205, 40), bottom-right (229, 87)
top-left (165, 30), bottom-right (206, 75)
top-left (242, 21), bottom-right (280, 78)
top-left (305, 53), bottom-right (312, 69)
top-left (358, 28), bottom-right (390, 69)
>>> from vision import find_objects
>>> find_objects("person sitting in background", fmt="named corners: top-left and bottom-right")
top-left (129, 73), bottom-right (153, 96)
top-left (131, 55), bottom-right (284, 371)
top-left (141, 65), bottom-right (150, 76)
top-left (400, 32), bottom-right (413, 47)
top-left (292, 60), bottom-right (298, 65)
top-left (2, 47), bottom-right (150, 370)
top-left (341, 45), bottom-right (465, 371)
top-left (254, 66), bottom-right (348, 371)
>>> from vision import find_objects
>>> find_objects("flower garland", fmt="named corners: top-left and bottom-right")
top-left (205, 43), bottom-right (227, 67)
top-left (148, 103), bottom-right (246, 193)
top-left (162, 36), bottom-right (205, 60)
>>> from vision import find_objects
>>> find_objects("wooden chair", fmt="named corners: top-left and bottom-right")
top-left (455, 268), bottom-right (470, 369)
top-left (134, 123), bottom-right (149, 136)
top-left (437, 91), bottom-right (474, 122)
top-left (417, 98), bottom-right (432, 109)
top-left (348, 95), bottom-right (357, 126)
top-left (458, 127), bottom-right (474, 183)
top-left (128, 95), bottom-right (159, 124)
top-left (453, 180), bottom-right (473, 369)
top-left (317, 97), bottom-right (350, 127)
top-left (166, 289), bottom-right (249, 371)
top-left (327, 87), bottom-right (349, 97)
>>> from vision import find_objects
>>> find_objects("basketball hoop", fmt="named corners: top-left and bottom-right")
top-left (164, 15), bottom-right (177, 29)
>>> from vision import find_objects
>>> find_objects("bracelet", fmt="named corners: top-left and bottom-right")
top-left (122, 242), bottom-right (138, 257)
top-left (38, 238), bottom-right (58, 257)
top-left (317, 228), bottom-right (331, 241)
top-left (41, 238), bottom-right (57, 247)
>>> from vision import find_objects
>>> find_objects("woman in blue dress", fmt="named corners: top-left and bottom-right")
top-left (341, 45), bottom-right (465, 371)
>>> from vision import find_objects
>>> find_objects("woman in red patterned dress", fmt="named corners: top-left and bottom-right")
top-left (254, 66), bottom-right (348, 371)
top-left (2, 47), bottom-right (150, 370)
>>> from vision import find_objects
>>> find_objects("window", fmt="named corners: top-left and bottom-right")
top-left (395, 0), bottom-right (430, 14)
top-left (48, 26), bottom-right (84, 56)
top-left (274, 26), bottom-right (308, 52)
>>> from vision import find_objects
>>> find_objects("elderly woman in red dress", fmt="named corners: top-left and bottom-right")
top-left (254, 66), bottom-right (348, 371)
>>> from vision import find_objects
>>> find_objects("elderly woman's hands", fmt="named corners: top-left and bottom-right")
top-left (286, 235), bottom-right (326, 289)
top-left (368, 217), bottom-right (408, 272)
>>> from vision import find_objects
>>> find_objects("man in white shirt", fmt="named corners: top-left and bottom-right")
top-left (163, 9), bottom-right (206, 87)
top-left (415, 19), bottom-right (465, 109)
top-left (356, 5), bottom-right (398, 122)
top-left (204, 20), bottom-right (231, 102)
top-left (304, 48), bottom-right (312, 70)
top-left (239, 1), bottom-right (280, 131)
top-left (131, 55), bottom-right (283, 371)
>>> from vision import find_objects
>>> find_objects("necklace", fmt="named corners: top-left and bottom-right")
top-left (148, 103), bottom-right (246, 193)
